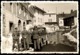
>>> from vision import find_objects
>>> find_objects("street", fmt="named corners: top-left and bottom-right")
top-left (40, 44), bottom-right (76, 52)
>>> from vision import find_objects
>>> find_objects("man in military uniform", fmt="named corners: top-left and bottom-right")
top-left (12, 27), bottom-right (20, 51)
top-left (42, 28), bottom-right (47, 45)
top-left (21, 27), bottom-right (29, 50)
top-left (32, 26), bottom-right (40, 51)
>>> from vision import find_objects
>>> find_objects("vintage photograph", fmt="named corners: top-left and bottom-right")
top-left (1, 1), bottom-right (79, 54)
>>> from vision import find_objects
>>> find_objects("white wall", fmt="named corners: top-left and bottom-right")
top-left (59, 18), bottom-right (64, 26)
top-left (4, 9), bottom-right (13, 36)
top-left (33, 10), bottom-right (44, 25)
top-left (33, 12), bottom-right (57, 25)
top-left (3, 3), bottom-right (24, 36)
top-left (44, 14), bottom-right (57, 22)
top-left (74, 17), bottom-right (77, 25)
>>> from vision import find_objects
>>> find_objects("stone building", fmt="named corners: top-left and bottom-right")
top-left (44, 13), bottom-right (57, 25)
top-left (3, 3), bottom-right (34, 36)
top-left (29, 5), bottom-right (46, 25)
top-left (29, 5), bottom-right (58, 26)
top-left (57, 10), bottom-right (77, 29)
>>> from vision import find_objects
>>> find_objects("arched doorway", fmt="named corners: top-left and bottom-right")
top-left (18, 20), bottom-right (21, 26)
top-left (9, 22), bottom-right (14, 32)
top-left (18, 20), bottom-right (21, 31)
top-left (23, 22), bottom-right (25, 29)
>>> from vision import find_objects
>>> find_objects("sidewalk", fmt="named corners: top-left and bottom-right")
top-left (1, 47), bottom-right (34, 53)
top-left (40, 43), bottom-right (76, 52)
top-left (12, 49), bottom-right (34, 53)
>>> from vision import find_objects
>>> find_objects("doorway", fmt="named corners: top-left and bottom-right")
top-left (9, 22), bottom-right (13, 32)
top-left (18, 20), bottom-right (21, 31)
top-left (23, 22), bottom-right (25, 26)
top-left (18, 20), bottom-right (21, 26)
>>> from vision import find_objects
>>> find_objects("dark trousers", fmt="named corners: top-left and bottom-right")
top-left (33, 39), bottom-right (40, 50)
top-left (23, 38), bottom-right (29, 50)
top-left (13, 39), bottom-right (20, 51)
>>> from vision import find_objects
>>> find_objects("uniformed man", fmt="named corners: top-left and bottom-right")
top-left (12, 27), bottom-right (20, 51)
top-left (32, 26), bottom-right (40, 51)
top-left (43, 28), bottom-right (47, 45)
top-left (21, 27), bottom-right (29, 50)
top-left (38, 28), bottom-right (43, 48)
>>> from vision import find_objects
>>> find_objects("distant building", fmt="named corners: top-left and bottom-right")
top-left (3, 3), bottom-right (34, 36)
top-left (29, 6), bottom-right (58, 26)
top-left (29, 5), bottom-right (46, 25)
top-left (57, 10), bottom-right (77, 29)
top-left (44, 13), bottom-right (57, 25)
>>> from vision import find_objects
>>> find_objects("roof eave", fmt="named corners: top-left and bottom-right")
top-left (33, 6), bottom-right (46, 13)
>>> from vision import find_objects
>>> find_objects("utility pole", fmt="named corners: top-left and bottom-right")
top-left (56, 6), bottom-right (59, 44)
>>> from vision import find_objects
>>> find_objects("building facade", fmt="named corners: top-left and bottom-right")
top-left (29, 5), bottom-right (46, 25)
top-left (3, 3), bottom-right (34, 36)
top-left (44, 13), bottom-right (57, 25)
top-left (57, 10), bottom-right (77, 29)
top-left (29, 6), bottom-right (58, 26)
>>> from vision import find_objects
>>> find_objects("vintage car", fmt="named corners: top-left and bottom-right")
top-left (63, 29), bottom-right (77, 41)
top-left (62, 26), bottom-right (77, 50)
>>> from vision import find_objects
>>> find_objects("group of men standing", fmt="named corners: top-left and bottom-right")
top-left (12, 26), bottom-right (47, 51)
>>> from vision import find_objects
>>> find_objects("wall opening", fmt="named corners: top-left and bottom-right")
top-left (9, 22), bottom-right (13, 32)
top-left (18, 20), bottom-right (21, 26)
top-left (23, 22), bottom-right (25, 26)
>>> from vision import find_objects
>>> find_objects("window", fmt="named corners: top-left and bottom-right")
top-left (40, 18), bottom-right (42, 23)
top-left (9, 22), bottom-right (13, 32)
top-left (23, 22), bottom-right (25, 26)
top-left (18, 20), bottom-right (21, 26)
top-left (17, 3), bottom-right (18, 6)
top-left (49, 14), bottom-right (51, 17)
top-left (10, 3), bottom-right (12, 12)
top-left (10, 3), bottom-right (12, 5)
top-left (34, 20), bottom-right (36, 22)
top-left (21, 5), bottom-right (23, 10)
top-left (11, 3), bottom-right (13, 13)
top-left (24, 12), bottom-right (26, 16)
top-left (3, 3), bottom-right (4, 6)
top-left (3, 15), bottom-right (5, 36)
top-left (3, 14), bottom-right (5, 25)
top-left (25, 8), bottom-right (26, 13)
top-left (48, 19), bottom-right (52, 22)
top-left (34, 8), bottom-right (35, 12)
top-left (19, 8), bottom-right (21, 14)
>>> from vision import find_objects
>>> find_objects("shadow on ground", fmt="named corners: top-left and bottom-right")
top-left (40, 43), bottom-right (76, 52)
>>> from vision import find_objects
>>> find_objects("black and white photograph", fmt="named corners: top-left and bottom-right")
top-left (1, 1), bottom-right (79, 54)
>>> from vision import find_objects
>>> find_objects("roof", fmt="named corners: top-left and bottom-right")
top-left (21, 3), bottom-right (34, 17)
top-left (57, 13), bottom-right (75, 19)
top-left (45, 22), bottom-right (58, 25)
top-left (32, 6), bottom-right (46, 13)
top-left (57, 10), bottom-right (77, 19)
top-left (64, 14), bottom-right (74, 19)
top-left (26, 20), bottom-right (31, 21)
top-left (44, 13), bottom-right (56, 15)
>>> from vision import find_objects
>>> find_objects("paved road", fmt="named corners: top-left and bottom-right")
top-left (40, 43), bottom-right (76, 52)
